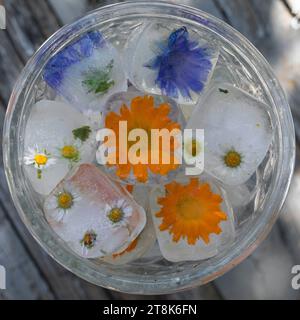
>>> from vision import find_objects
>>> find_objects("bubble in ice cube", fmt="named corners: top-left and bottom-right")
top-left (101, 185), bottom-right (156, 264)
top-left (187, 84), bottom-right (273, 186)
top-left (24, 100), bottom-right (96, 195)
top-left (96, 88), bottom-right (186, 185)
top-left (43, 31), bottom-right (127, 112)
top-left (44, 164), bottom-right (147, 259)
top-left (124, 23), bottom-right (219, 105)
top-left (150, 175), bottom-right (235, 262)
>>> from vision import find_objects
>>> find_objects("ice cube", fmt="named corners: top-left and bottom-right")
top-left (96, 88), bottom-right (186, 185)
top-left (101, 185), bottom-right (156, 264)
top-left (187, 84), bottom-right (273, 185)
top-left (224, 184), bottom-right (254, 208)
top-left (124, 23), bottom-right (219, 105)
top-left (150, 175), bottom-right (235, 262)
top-left (24, 100), bottom-right (96, 195)
top-left (43, 31), bottom-right (127, 112)
top-left (44, 164), bottom-right (147, 259)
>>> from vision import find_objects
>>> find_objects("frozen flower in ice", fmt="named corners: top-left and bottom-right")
top-left (24, 100), bottom-right (96, 195)
top-left (102, 94), bottom-right (182, 183)
top-left (204, 129), bottom-right (266, 185)
top-left (24, 146), bottom-right (56, 179)
top-left (58, 139), bottom-right (85, 167)
top-left (43, 31), bottom-right (127, 111)
top-left (105, 199), bottom-right (133, 229)
top-left (44, 164), bottom-right (147, 259)
top-left (102, 185), bottom-right (157, 265)
top-left (46, 185), bottom-right (80, 222)
top-left (58, 141), bottom-right (81, 165)
top-left (187, 84), bottom-right (273, 185)
top-left (145, 26), bottom-right (214, 101)
top-left (156, 178), bottom-right (227, 245)
top-left (43, 31), bottom-right (105, 90)
top-left (150, 177), bottom-right (235, 262)
top-left (81, 60), bottom-right (115, 95)
top-left (80, 230), bottom-right (97, 255)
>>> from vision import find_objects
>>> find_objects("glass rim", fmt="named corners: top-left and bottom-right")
top-left (3, 1), bottom-right (295, 294)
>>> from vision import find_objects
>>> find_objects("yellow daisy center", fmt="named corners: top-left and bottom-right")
top-left (57, 192), bottom-right (73, 209)
top-left (176, 198), bottom-right (203, 220)
top-left (108, 208), bottom-right (123, 223)
top-left (185, 139), bottom-right (201, 157)
top-left (34, 154), bottom-right (48, 166)
top-left (224, 150), bottom-right (242, 168)
top-left (61, 145), bottom-right (78, 160)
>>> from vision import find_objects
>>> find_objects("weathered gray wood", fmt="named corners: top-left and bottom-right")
top-left (48, 0), bottom-right (88, 25)
top-left (0, 106), bottom-right (54, 300)
top-left (4, 0), bottom-right (46, 62)
top-left (26, 0), bottom-right (60, 38)
top-left (0, 31), bottom-right (24, 104)
top-left (215, 224), bottom-right (300, 299)
top-left (216, 0), bottom-right (269, 44)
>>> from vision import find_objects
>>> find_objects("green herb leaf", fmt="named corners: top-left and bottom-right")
top-left (82, 60), bottom-right (115, 95)
top-left (72, 125), bottom-right (91, 142)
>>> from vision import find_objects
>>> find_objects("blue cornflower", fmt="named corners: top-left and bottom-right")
top-left (43, 31), bottom-right (105, 90)
top-left (145, 27), bottom-right (213, 100)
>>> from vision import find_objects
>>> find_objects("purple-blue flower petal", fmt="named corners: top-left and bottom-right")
top-left (43, 31), bottom-right (105, 90)
top-left (145, 26), bottom-right (213, 100)
top-left (88, 31), bottom-right (105, 48)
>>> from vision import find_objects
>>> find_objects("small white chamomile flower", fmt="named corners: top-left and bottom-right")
top-left (58, 140), bottom-right (81, 165)
top-left (24, 146), bottom-right (56, 179)
top-left (46, 184), bottom-right (80, 222)
top-left (105, 199), bottom-right (133, 229)
top-left (205, 128), bottom-right (267, 185)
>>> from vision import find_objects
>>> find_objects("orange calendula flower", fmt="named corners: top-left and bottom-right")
top-left (104, 95), bottom-right (181, 182)
top-left (156, 179), bottom-right (227, 245)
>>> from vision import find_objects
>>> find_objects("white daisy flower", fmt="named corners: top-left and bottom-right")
top-left (24, 146), bottom-right (56, 179)
top-left (46, 184), bottom-right (80, 222)
top-left (187, 84), bottom-right (273, 185)
top-left (105, 199), bottom-right (133, 229)
top-left (57, 140), bottom-right (81, 165)
top-left (205, 127), bottom-right (269, 185)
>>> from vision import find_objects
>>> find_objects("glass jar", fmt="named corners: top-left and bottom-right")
top-left (3, 2), bottom-right (295, 294)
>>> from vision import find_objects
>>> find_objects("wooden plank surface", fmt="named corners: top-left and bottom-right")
top-left (0, 0), bottom-right (300, 300)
